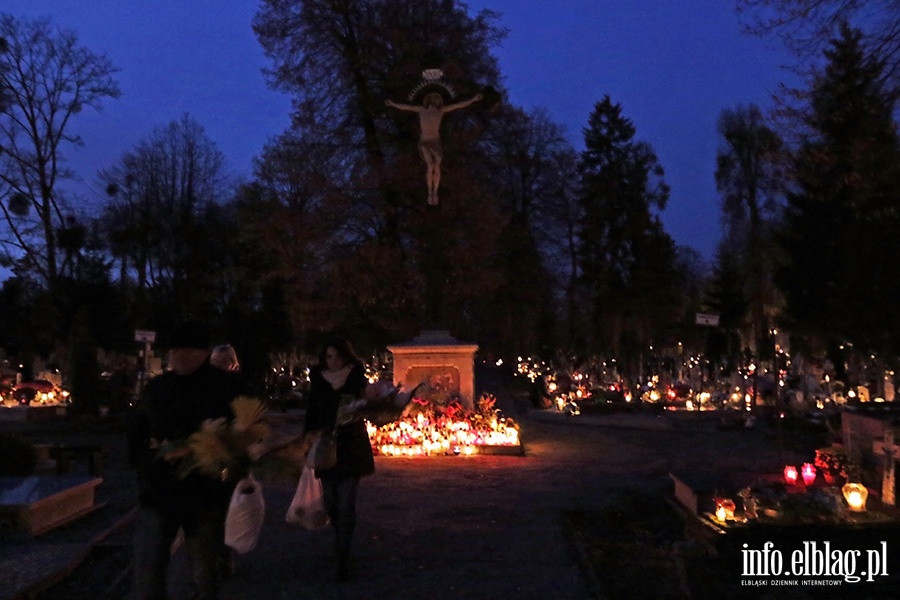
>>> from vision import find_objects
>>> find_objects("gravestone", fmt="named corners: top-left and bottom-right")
top-left (873, 429), bottom-right (900, 506)
top-left (842, 405), bottom-right (900, 503)
top-left (842, 406), bottom-right (900, 454)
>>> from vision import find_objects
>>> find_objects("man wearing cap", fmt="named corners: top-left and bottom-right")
top-left (128, 320), bottom-right (247, 600)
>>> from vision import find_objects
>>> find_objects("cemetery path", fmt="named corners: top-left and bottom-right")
top-left (5, 369), bottom-right (820, 600)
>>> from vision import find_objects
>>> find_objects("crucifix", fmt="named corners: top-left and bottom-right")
top-left (385, 69), bottom-right (482, 205)
top-left (872, 428), bottom-right (900, 506)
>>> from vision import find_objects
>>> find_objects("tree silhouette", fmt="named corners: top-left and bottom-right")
top-left (778, 25), bottom-right (900, 357)
top-left (0, 14), bottom-right (119, 291)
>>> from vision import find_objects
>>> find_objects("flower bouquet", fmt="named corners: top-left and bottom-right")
top-left (336, 381), bottom-right (424, 427)
top-left (156, 396), bottom-right (302, 482)
top-left (814, 445), bottom-right (858, 483)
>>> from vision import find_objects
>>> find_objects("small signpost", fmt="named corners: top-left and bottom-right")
top-left (134, 330), bottom-right (156, 344)
top-left (695, 313), bottom-right (720, 327)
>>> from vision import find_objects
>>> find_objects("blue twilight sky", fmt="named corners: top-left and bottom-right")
top-left (2, 0), bottom-right (796, 263)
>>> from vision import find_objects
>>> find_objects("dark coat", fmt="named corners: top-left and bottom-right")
top-left (305, 362), bottom-right (375, 480)
top-left (127, 361), bottom-right (248, 511)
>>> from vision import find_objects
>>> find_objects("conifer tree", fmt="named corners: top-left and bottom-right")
top-left (577, 95), bottom-right (677, 376)
top-left (779, 25), bottom-right (900, 355)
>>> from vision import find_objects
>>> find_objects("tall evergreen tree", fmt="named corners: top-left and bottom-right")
top-left (738, 0), bottom-right (900, 99)
top-left (778, 25), bottom-right (900, 355)
top-left (577, 95), bottom-right (677, 379)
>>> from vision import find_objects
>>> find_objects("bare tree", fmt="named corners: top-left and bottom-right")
top-left (99, 115), bottom-right (228, 314)
top-left (715, 105), bottom-right (785, 356)
top-left (0, 14), bottom-right (119, 289)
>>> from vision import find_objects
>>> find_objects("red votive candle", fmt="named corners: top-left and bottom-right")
top-left (801, 463), bottom-right (816, 486)
top-left (783, 465), bottom-right (798, 485)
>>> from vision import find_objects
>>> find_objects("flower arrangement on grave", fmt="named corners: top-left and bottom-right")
top-left (367, 392), bottom-right (520, 456)
top-left (738, 481), bottom-right (845, 524)
top-left (814, 446), bottom-right (858, 483)
top-left (157, 396), bottom-right (300, 482)
top-left (335, 380), bottom-right (423, 427)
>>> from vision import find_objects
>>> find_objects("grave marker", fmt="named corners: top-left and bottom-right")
top-left (873, 429), bottom-right (900, 506)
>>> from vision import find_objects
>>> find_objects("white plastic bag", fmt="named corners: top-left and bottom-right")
top-left (224, 474), bottom-right (265, 554)
top-left (286, 466), bottom-right (330, 530)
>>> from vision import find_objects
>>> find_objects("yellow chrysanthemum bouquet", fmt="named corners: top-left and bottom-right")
top-left (162, 396), bottom-right (301, 482)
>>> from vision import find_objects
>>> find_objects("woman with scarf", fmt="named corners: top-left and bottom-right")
top-left (302, 337), bottom-right (374, 582)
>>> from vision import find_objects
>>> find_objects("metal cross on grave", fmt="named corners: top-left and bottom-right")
top-left (872, 428), bottom-right (900, 506)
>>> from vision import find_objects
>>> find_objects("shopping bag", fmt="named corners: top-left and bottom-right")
top-left (224, 474), bottom-right (265, 554)
top-left (286, 466), bottom-right (330, 530)
top-left (306, 432), bottom-right (337, 470)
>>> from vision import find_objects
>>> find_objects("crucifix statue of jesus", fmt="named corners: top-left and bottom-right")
top-left (386, 91), bottom-right (482, 205)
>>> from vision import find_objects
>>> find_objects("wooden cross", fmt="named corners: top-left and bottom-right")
top-left (873, 428), bottom-right (900, 506)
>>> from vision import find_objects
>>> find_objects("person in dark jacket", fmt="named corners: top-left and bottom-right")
top-left (127, 320), bottom-right (247, 600)
top-left (302, 336), bottom-right (374, 581)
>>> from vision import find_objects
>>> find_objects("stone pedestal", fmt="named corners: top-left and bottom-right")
top-left (388, 330), bottom-right (479, 409)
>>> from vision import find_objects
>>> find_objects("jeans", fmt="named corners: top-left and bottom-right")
top-left (133, 504), bottom-right (227, 600)
top-left (321, 476), bottom-right (360, 569)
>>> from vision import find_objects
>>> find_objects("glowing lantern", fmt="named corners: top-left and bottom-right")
top-left (801, 463), bottom-right (817, 486)
top-left (842, 483), bottom-right (868, 512)
top-left (714, 497), bottom-right (735, 522)
top-left (783, 465), bottom-right (799, 485)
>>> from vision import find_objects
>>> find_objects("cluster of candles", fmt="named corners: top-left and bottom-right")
top-left (783, 463), bottom-right (818, 486)
top-left (1, 387), bottom-right (70, 407)
top-left (366, 411), bottom-right (520, 456)
top-left (783, 464), bottom-right (868, 512)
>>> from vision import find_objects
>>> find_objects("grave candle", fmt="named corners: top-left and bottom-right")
top-left (801, 463), bottom-right (817, 486)
top-left (783, 465), bottom-right (799, 485)
top-left (842, 483), bottom-right (868, 512)
top-left (714, 497), bottom-right (735, 522)
top-left (715, 505), bottom-right (727, 522)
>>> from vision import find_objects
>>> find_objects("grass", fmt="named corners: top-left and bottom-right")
top-left (564, 490), bottom-right (686, 599)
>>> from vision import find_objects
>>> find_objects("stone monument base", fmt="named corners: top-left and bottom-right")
top-left (388, 330), bottom-right (478, 409)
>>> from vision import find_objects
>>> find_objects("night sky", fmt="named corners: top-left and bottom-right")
top-left (3, 0), bottom-right (796, 263)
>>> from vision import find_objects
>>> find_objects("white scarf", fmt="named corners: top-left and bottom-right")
top-left (321, 365), bottom-right (352, 390)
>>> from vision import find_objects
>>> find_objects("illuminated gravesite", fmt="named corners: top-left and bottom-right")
top-left (373, 330), bottom-right (521, 456)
